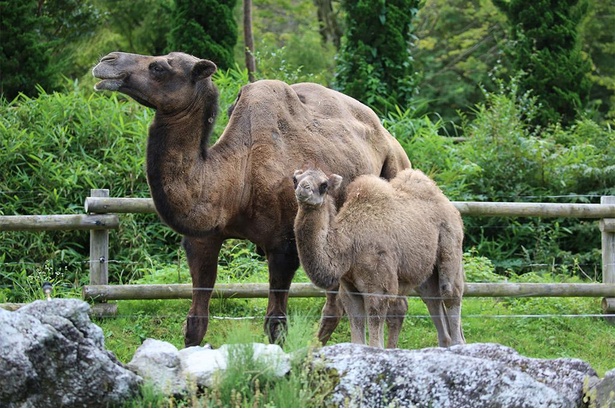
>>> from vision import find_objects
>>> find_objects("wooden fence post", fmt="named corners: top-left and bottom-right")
top-left (601, 195), bottom-right (615, 324)
top-left (89, 189), bottom-right (109, 286)
top-left (88, 189), bottom-right (117, 316)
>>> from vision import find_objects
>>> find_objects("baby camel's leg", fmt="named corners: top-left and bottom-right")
top-left (339, 281), bottom-right (366, 345)
top-left (416, 273), bottom-right (452, 347)
top-left (444, 296), bottom-right (465, 345)
top-left (363, 292), bottom-right (391, 349)
top-left (438, 241), bottom-right (466, 346)
top-left (317, 288), bottom-right (344, 345)
top-left (438, 249), bottom-right (465, 345)
top-left (385, 296), bottom-right (407, 348)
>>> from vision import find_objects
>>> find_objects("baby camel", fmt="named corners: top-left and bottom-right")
top-left (293, 168), bottom-right (465, 348)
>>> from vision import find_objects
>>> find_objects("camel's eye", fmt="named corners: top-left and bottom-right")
top-left (292, 176), bottom-right (298, 187)
top-left (149, 62), bottom-right (165, 74)
top-left (319, 182), bottom-right (328, 195)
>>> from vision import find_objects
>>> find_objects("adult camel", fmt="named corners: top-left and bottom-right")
top-left (92, 51), bottom-right (411, 347)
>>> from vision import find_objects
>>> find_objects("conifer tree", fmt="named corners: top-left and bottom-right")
top-left (1, 0), bottom-right (54, 99)
top-left (167, 0), bottom-right (238, 70)
top-left (334, 0), bottom-right (419, 114)
top-left (493, 0), bottom-right (591, 126)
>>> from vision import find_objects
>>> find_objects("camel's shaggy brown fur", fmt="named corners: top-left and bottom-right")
top-left (92, 51), bottom-right (411, 347)
top-left (293, 168), bottom-right (465, 348)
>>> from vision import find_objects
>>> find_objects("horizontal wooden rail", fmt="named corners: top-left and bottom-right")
top-left (83, 282), bottom-right (615, 302)
top-left (0, 214), bottom-right (119, 231)
top-left (84, 197), bottom-right (156, 214)
top-left (454, 202), bottom-right (615, 218)
top-left (84, 196), bottom-right (615, 219)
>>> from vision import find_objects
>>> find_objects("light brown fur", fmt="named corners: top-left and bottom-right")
top-left (92, 51), bottom-right (411, 347)
top-left (293, 168), bottom-right (465, 348)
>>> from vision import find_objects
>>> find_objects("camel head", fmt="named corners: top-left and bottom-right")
top-left (293, 169), bottom-right (342, 207)
top-left (92, 51), bottom-right (217, 114)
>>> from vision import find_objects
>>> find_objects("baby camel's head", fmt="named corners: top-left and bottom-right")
top-left (293, 168), bottom-right (342, 207)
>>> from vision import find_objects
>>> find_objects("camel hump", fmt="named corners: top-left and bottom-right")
top-left (233, 80), bottom-right (386, 134)
top-left (390, 169), bottom-right (448, 201)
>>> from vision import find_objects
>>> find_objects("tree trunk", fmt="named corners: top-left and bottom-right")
top-left (243, 0), bottom-right (256, 82)
top-left (313, 0), bottom-right (342, 49)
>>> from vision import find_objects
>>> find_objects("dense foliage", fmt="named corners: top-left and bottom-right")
top-left (412, 0), bottom-right (508, 133)
top-left (493, 0), bottom-right (592, 127)
top-left (0, 0), bottom-right (100, 100)
top-left (168, 0), bottom-right (238, 70)
top-left (334, 0), bottom-right (419, 113)
top-left (0, 0), bottom-right (51, 99)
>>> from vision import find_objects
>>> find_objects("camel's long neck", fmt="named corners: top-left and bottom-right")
top-left (146, 92), bottom-right (234, 236)
top-left (294, 198), bottom-right (350, 289)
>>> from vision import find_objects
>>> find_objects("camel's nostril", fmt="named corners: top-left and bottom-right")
top-left (101, 54), bottom-right (117, 63)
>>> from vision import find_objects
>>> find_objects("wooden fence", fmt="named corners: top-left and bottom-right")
top-left (1, 189), bottom-right (615, 320)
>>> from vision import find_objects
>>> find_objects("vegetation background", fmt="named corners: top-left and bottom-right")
top-left (0, 1), bottom-right (614, 404)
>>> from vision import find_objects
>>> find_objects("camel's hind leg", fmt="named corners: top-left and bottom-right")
top-left (444, 300), bottom-right (465, 345)
top-left (416, 273), bottom-right (452, 347)
top-left (183, 235), bottom-right (224, 347)
top-left (365, 292), bottom-right (390, 349)
top-left (317, 288), bottom-right (344, 345)
top-left (339, 281), bottom-right (366, 345)
top-left (437, 235), bottom-right (466, 346)
top-left (385, 296), bottom-right (407, 348)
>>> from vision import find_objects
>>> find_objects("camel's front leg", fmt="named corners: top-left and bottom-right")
top-left (317, 287), bottom-right (344, 345)
top-left (339, 282), bottom-right (366, 345)
top-left (264, 247), bottom-right (300, 344)
top-left (182, 235), bottom-right (224, 347)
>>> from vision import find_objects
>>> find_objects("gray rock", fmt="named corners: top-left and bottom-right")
top-left (585, 368), bottom-right (615, 408)
top-left (313, 342), bottom-right (598, 408)
top-left (429, 342), bottom-right (599, 406)
top-left (0, 299), bottom-right (141, 407)
top-left (127, 338), bottom-right (190, 396)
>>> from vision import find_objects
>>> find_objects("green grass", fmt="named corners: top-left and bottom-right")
top-left (94, 284), bottom-right (615, 378)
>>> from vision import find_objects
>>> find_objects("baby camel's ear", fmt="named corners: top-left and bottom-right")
top-left (292, 169), bottom-right (303, 188)
top-left (329, 174), bottom-right (343, 192)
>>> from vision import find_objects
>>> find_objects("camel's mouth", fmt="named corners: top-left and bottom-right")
top-left (93, 77), bottom-right (126, 92)
top-left (92, 63), bottom-right (128, 92)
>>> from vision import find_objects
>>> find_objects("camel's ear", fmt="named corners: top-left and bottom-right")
top-left (329, 174), bottom-right (343, 192)
top-left (292, 169), bottom-right (303, 188)
top-left (192, 60), bottom-right (217, 81)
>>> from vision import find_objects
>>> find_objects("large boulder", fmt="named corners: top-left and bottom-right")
top-left (0, 299), bottom-right (141, 407)
top-left (312, 343), bottom-right (600, 408)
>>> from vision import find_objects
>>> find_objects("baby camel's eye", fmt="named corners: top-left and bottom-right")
top-left (318, 182), bottom-right (328, 195)
top-left (292, 176), bottom-right (298, 187)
